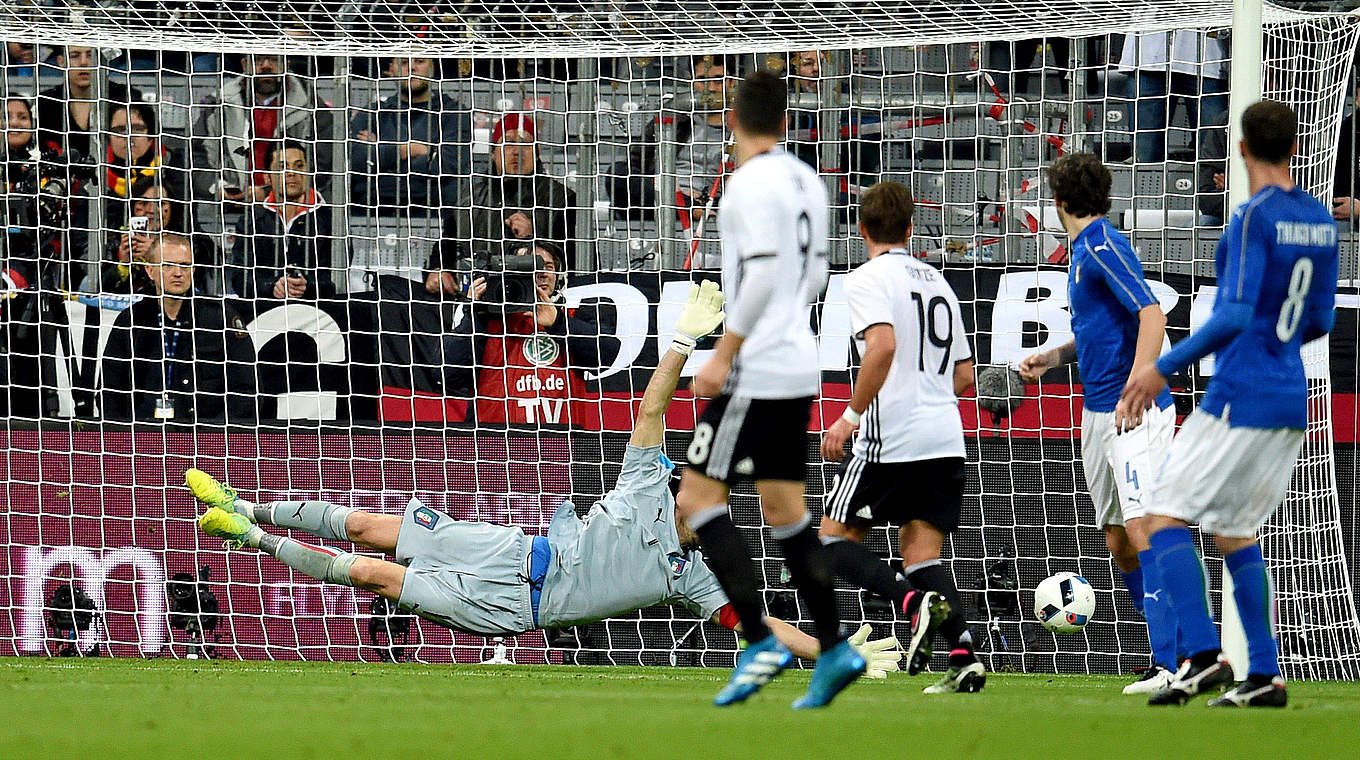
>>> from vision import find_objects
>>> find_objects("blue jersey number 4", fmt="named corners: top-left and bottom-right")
top-left (1125, 462), bottom-right (1139, 491)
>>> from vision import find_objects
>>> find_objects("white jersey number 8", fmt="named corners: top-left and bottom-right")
top-left (1275, 257), bottom-right (1314, 342)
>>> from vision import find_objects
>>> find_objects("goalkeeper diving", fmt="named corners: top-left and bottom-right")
top-left (190, 282), bottom-right (928, 677)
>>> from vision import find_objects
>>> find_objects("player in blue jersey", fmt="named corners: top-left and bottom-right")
top-left (1019, 153), bottom-right (1180, 695)
top-left (1122, 100), bottom-right (1339, 707)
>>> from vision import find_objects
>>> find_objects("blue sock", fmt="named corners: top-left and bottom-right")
top-left (1137, 549), bottom-right (1179, 670)
top-left (1148, 527), bottom-right (1220, 658)
top-left (1122, 565), bottom-right (1145, 615)
top-left (1225, 544), bottom-right (1280, 678)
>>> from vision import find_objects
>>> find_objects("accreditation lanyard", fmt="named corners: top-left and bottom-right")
top-left (156, 311), bottom-right (183, 420)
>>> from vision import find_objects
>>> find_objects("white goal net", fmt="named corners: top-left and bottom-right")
top-left (1, 1), bottom-right (1358, 678)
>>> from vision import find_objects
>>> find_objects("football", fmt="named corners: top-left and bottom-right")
top-left (1034, 572), bottom-right (1096, 633)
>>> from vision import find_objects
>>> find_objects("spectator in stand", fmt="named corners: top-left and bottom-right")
top-left (784, 50), bottom-right (882, 204)
top-left (228, 140), bottom-right (334, 300)
top-left (986, 38), bottom-right (1072, 99)
top-left (89, 178), bottom-right (214, 295)
top-left (350, 56), bottom-right (471, 212)
top-left (1196, 109), bottom-right (1228, 227)
top-left (1119, 31), bottom-right (1229, 163)
top-left (1, 97), bottom-right (79, 290)
top-left (1331, 68), bottom-right (1358, 227)
top-left (441, 241), bottom-right (618, 427)
top-left (3, 41), bottom-right (39, 80)
top-left (100, 233), bottom-right (256, 422)
top-left (37, 46), bottom-right (143, 162)
top-left (676, 54), bottom-right (738, 221)
top-left (192, 53), bottom-right (332, 204)
top-left (423, 113), bottom-right (573, 292)
top-left (102, 103), bottom-right (189, 222)
top-left (608, 53), bottom-right (738, 227)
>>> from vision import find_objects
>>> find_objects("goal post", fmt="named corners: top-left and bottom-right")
top-left (0, 1), bottom-right (1357, 678)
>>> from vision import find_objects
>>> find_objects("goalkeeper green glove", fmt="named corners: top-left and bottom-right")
top-left (848, 623), bottom-right (902, 679)
top-left (671, 280), bottom-right (724, 356)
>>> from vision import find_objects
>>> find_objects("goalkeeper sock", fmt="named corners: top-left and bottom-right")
top-left (907, 559), bottom-right (972, 655)
top-left (690, 505), bottom-right (770, 643)
top-left (1122, 564), bottom-right (1145, 616)
top-left (1138, 549), bottom-right (1179, 670)
top-left (772, 514), bottom-right (843, 653)
top-left (1225, 544), bottom-right (1281, 678)
top-left (259, 500), bottom-right (355, 542)
top-left (1148, 526), bottom-right (1220, 659)
top-left (257, 532), bottom-right (359, 587)
top-left (822, 536), bottom-right (915, 612)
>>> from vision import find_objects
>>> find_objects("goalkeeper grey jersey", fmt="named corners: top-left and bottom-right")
top-left (717, 147), bottom-right (829, 398)
top-left (536, 445), bottom-right (729, 628)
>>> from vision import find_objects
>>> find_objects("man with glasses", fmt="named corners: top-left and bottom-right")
top-left (100, 233), bottom-right (256, 422)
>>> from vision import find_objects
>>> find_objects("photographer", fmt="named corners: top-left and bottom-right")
top-left (2, 97), bottom-right (78, 291)
top-left (441, 241), bottom-right (618, 427)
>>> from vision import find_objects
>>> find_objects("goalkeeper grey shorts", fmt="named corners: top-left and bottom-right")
top-left (394, 497), bottom-right (537, 636)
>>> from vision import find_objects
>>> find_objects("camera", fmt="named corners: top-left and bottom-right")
top-left (129, 215), bottom-right (149, 233)
top-left (453, 240), bottom-right (564, 314)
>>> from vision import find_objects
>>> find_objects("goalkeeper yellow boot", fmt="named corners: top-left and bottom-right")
top-left (185, 468), bottom-right (250, 520)
top-left (198, 507), bottom-right (259, 548)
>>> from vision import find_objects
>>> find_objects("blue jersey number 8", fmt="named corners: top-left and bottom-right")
top-left (1275, 257), bottom-right (1314, 342)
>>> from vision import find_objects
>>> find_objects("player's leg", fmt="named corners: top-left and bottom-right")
top-left (761, 478), bottom-right (865, 710)
top-left (819, 517), bottom-right (944, 676)
top-left (674, 469), bottom-right (768, 641)
top-left (198, 506), bottom-right (404, 597)
top-left (757, 478), bottom-right (842, 654)
top-left (900, 520), bottom-right (983, 692)
top-left (1201, 426), bottom-right (1301, 707)
top-left (678, 468), bottom-right (796, 707)
top-left (1144, 414), bottom-right (1238, 705)
top-left (186, 468), bottom-right (400, 552)
top-left (1206, 534), bottom-right (1286, 707)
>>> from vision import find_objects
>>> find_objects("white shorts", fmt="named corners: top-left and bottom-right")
top-left (1082, 404), bottom-right (1174, 528)
top-left (1152, 410), bottom-right (1305, 538)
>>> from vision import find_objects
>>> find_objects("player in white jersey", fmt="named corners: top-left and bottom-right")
top-left (675, 70), bottom-right (866, 709)
top-left (818, 181), bottom-right (982, 694)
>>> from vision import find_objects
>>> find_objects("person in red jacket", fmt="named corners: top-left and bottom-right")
top-left (442, 241), bottom-right (618, 427)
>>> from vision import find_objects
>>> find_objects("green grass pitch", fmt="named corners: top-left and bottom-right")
top-left (3, 658), bottom-right (1358, 759)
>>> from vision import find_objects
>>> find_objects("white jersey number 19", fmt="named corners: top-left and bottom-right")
top-left (911, 292), bottom-right (955, 374)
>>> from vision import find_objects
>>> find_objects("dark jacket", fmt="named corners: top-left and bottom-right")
top-left (228, 189), bottom-right (336, 300)
top-left (349, 90), bottom-right (472, 209)
top-left (37, 80), bottom-right (144, 161)
top-left (1336, 112), bottom-right (1356, 202)
top-left (425, 168), bottom-right (574, 272)
top-left (1197, 110), bottom-right (1229, 222)
top-left (100, 295), bottom-right (257, 421)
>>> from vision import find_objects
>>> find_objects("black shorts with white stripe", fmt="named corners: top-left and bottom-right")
top-left (686, 394), bottom-right (813, 484)
top-left (823, 455), bottom-right (965, 533)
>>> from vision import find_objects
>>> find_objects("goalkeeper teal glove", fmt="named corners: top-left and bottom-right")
top-left (848, 623), bottom-right (902, 679)
top-left (671, 280), bottom-right (724, 356)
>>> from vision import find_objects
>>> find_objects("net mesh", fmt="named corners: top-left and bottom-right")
top-left (1, 1), bottom-right (1358, 677)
